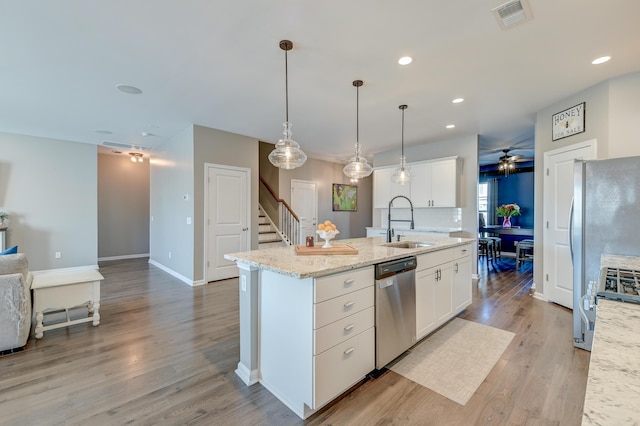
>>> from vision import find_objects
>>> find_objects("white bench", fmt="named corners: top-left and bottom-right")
top-left (31, 269), bottom-right (104, 339)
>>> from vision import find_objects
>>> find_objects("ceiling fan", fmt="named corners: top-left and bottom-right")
top-left (497, 149), bottom-right (533, 176)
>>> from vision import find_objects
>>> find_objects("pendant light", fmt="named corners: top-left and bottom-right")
top-left (391, 104), bottom-right (412, 184)
top-left (268, 40), bottom-right (307, 170)
top-left (343, 80), bottom-right (373, 182)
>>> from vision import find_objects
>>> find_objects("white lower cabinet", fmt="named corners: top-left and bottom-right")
top-left (258, 266), bottom-right (374, 420)
top-left (313, 327), bottom-right (375, 408)
top-left (415, 243), bottom-right (472, 340)
top-left (416, 267), bottom-right (437, 339)
top-left (452, 245), bottom-right (473, 313)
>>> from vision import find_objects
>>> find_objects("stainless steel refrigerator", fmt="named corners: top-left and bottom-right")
top-left (572, 156), bottom-right (640, 351)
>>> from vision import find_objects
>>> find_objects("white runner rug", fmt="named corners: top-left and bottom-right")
top-left (389, 318), bottom-right (515, 405)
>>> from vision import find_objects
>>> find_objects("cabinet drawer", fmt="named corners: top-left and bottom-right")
top-left (417, 248), bottom-right (453, 270)
top-left (453, 243), bottom-right (472, 260)
top-left (314, 306), bottom-right (374, 355)
top-left (315, 267), bottom-right (373, 303)
top-left (314, 286), bottom-right (374, 329)
top-left (313, 327), bottom-right (374, 408)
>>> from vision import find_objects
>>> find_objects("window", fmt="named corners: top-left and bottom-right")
top-left (478, 182), bottom-right (488, 226)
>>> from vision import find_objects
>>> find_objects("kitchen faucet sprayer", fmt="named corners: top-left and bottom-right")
top-left (387, 195), bottom-right (415, 243)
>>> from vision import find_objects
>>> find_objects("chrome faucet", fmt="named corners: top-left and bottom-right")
top-left (387, 195), bottom-right (415, 242)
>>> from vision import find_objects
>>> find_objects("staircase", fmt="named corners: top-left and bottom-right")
top-left (258, 206), bottom-right (286, 249)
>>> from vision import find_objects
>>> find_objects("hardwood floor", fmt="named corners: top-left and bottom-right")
top-left (0, 256), bottom-right (589, 425)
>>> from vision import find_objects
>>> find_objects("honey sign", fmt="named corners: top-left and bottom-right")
top-left (552, 102), bottom-right (585, 141)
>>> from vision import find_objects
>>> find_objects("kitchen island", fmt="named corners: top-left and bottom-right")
top-left (225, 235), bottom-right (474, 419)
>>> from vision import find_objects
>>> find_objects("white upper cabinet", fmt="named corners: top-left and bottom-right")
top-left (373, 167), bottom-right (411, 209)
top-left (374, 157), bottom-right (459, 209)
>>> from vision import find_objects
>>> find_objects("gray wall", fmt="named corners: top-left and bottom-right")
top-left (278, 157), bottom-right (373, 239)
top-left (373, 134), bottom-right (480, 274)
top-left (98, 154), bottom-right (150, 259)
top-left (149, 125), bottom-right (195, 281)
top-left (0, 132), bottom-right (97, 271)
top-left (193, 125), bottom-right (259, 282)
top-left (534, 70), bottom-right (640, 295)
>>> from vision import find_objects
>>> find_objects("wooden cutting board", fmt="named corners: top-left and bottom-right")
top-left (295, 244), bottom-right (359, 255)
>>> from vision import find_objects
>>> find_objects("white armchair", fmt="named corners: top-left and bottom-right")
top-left (0, 253), bottom-right (32, 354)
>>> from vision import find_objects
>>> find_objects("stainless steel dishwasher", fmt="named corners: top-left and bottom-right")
top-left (375, 256), bottom-right (417, 369)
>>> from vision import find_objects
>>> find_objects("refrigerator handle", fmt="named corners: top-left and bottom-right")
top-left (569, 197), bottom-right (574, 262)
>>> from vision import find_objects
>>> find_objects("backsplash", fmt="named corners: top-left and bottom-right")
top-left (375, 207), bottom-right (462, 229)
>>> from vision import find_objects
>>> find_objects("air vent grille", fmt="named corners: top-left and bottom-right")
top-left (496, 1), bottom-right (523, 19)
top-left (102, 140), bottom-right (152, 151)
top-left (492, 0), bottom-right (532, 29)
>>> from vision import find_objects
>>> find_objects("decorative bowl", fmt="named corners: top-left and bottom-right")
top-left (316, 229), bottom-right (340, 248)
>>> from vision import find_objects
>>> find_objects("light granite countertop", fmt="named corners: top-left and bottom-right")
top-left (582, 298), bottom-right (640, 425)
top-left (225, 236), bottom-right (475, 279)
top-left (366, 226), bottom-right (463, 233)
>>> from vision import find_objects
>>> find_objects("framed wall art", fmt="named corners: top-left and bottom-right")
top-left (332, 184), bottom-right (357, 211)
top-left (552, 102), bottom-right (585, 141)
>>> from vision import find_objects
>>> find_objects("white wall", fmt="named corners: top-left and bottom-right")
top-left (98, 154), bottom-right (150, 259)
top-left (0, 132), bottom-right (97, 271)
top-left (193, 125), bottom-right (259, 282)
top-left (149, 125), bottom-right (195, 281)
top-left (534, 70), bottom-right (640, 295)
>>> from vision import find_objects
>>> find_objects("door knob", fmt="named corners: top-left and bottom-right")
top-left (242, 227), bottom-right (248, 231)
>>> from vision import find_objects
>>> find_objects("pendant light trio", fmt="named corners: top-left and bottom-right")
top-left (269, 40), bottom-right (412, 185)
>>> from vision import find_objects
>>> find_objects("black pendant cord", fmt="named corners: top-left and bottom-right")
top-left (285, 48), bottom-right (289, 122)
top-left (356, 83), bottom-right (359, 144)
top-left (401, 108), bottom-right (404, 158)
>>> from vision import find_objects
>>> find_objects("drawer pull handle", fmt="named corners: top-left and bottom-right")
top-left (344, 278), bottom-right (355, 286)
top-left (344, 301), bottom-right (355, 309)
top-left (344, 324), bottom-right (355, 332)
top-left (344, 347), bottom-right (355, 356)
top-left (461, 249), bottom-right (468, 253)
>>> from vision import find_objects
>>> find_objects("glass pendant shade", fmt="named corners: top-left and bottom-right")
top-left (392, 104), bottom-right (412, 185)
top-left (268, 121), bottom-right (307, 169)
top-left (343, 80), bottom-right (373, 180)
top-left (268, 40), bottom-right (306, 170)
top-left (392, 155), bottom-right (412, 184)
top-left (343, 142), bottom-right (373, 179)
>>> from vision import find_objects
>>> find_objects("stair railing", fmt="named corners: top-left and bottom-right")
top-left (259, 176), bottom-right (299, 245)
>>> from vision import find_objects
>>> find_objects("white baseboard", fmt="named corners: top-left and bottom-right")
top-left (32, 265), bottom-right (100, 275)
top-left (98, 253), bottom-right (149, 261)
top-left (235, 362), bottom-right (259, 386)
top-left (148, 259), bottom-right (195, 286)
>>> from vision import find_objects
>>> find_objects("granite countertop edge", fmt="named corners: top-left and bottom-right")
top-left (225, 236), bottom-right (475, 279)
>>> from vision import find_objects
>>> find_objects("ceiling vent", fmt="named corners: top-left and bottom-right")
top-left (492, 0), bottom-right (532, 29)
top-left (102, 140), bottom-right (152, 151)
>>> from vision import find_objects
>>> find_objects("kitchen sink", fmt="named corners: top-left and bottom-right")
top-left (383, 241), bottom-right (434, 249)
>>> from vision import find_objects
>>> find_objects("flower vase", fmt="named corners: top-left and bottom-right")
top-left (502, 216), bottom-right (511, 228)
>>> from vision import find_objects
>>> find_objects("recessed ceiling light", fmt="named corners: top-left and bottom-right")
top-left (141, 132), bottom-right (156, 137)
top-left (446, 124), bottom-right (455, 129)
top-left (116, 84), bottom-right (142, 94)
top-left (398, 56), bottom-right (413, 65)
top-left (95, 129), bottom-right (112, 134)
top-left (452, 98), bottom-right (464, 104)
top-left (591, 56), bottom-right (611, 65)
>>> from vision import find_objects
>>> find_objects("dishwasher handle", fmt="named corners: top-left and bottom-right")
top-left (377, 277), bottom-right (396, 289)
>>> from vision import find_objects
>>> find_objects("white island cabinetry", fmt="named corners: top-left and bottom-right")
top-left (259, 266), bottom-right (374, 419)
top-left (415, 242), bottom-right (473, 340)
top-left (452, 244), bottom-right (473, 313)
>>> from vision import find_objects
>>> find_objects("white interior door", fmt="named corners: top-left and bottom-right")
top-left (206, 165), bottom-right (250, 282)
top-left (543, 140), bottom-right (596, 308)
top-left (291, 180), bottom-right (317, 244)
